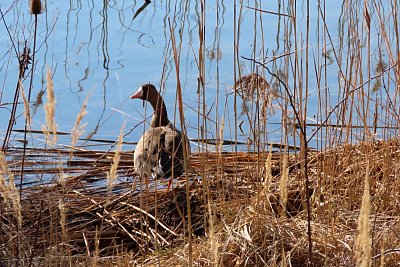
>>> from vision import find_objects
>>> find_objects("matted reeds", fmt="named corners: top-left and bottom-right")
top-left (1, 139), bottom-right (400, 265)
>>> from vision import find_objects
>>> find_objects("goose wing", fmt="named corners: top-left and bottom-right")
top-left (134, 126), bottom-right (188, 178)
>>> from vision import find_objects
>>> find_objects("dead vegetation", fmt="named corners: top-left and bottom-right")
top-left (1, 139), bottom-right (400, 266)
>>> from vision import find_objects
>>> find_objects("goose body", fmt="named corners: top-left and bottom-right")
top-left (131, 84), bottom-right (189, 185)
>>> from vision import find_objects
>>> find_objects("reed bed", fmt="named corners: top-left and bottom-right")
top-left (1, 0), bottom-right (400, 266)
top-left (1, 139), bottom-right (400, 266)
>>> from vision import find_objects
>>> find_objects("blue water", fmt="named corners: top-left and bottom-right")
top-left (2, 1), bottom-right (390, 154)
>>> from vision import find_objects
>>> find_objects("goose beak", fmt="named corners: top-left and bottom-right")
top-left (130, 86), bottom-right (143, 99)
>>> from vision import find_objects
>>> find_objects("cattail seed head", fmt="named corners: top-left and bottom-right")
top-left (30, 0), bottom-right (43, 15)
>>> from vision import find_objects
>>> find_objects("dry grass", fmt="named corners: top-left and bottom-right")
top-left (1, 140), bottom-right (400, 266)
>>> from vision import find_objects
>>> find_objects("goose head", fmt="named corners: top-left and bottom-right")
top-left (131, 84), bottom-right (170, 127)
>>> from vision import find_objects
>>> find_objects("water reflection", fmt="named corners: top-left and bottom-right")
top-left (1, 0), bottom-right (397, 155)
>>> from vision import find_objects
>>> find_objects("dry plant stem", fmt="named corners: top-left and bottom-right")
top-left (355, 158), bottom-right (372, 266)
top-left (262, 65), bottom-right (313, 263)
top-left (168, 17), bottom-right (193, 266)
top-left (21, 13), bottom-right (39, 193)
top-left (304, 0), bottom-right (313, 263)
top-left (27, 199), bottom-right (43, 267)
top-left (2, 44), bottom-right (30, 151)
top-left (13, 12), bottom-right (39, 264)
top-left (0, 7), bottom-right (22, 151)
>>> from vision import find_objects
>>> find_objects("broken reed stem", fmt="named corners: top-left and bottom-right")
top-left (107, 123), bottom-right (125, 191)
top-left (69, 94), bottom-right (90, 160)
top-left (42, 68), bottom-right (57, 146)
top-left (355, 159), bottom-right (372, 266)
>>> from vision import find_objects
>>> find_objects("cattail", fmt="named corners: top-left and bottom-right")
top-left (29, 0), bottom-right (43, 15)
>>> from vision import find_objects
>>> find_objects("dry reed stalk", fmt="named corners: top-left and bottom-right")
top-left (42, 68), bottom-right (58, 146)
top-left (355, 159), bottom-right (372, 267)
top-left (107, 123), bottom-right (125, 191)
top-left (70, 94), bottom-right (90, 159)
top-left (168, 16), bottom-right (193, 266)
top-left (208, 115), bottom-right (225, 265)
top-left (279, 152), bottom-right (288, 217)
top-left (93, 226), bottom-right (100, 267)
top-left (251, 145), bottom-right (273, 213)
top-left (59, 199), bottom-right (67, 241)
top-left (19, 84), bottom-right (31, 129)
top-left (218, 116), bottom-right (225, 153)
top-left (263, 145), bottom-right (273, 190)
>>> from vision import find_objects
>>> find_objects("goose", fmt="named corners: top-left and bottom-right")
top-left (131, 83), bottom-right (189, 190)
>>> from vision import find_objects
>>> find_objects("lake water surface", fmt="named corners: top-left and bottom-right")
top-left (1, 1), bottom-right (390, 153)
